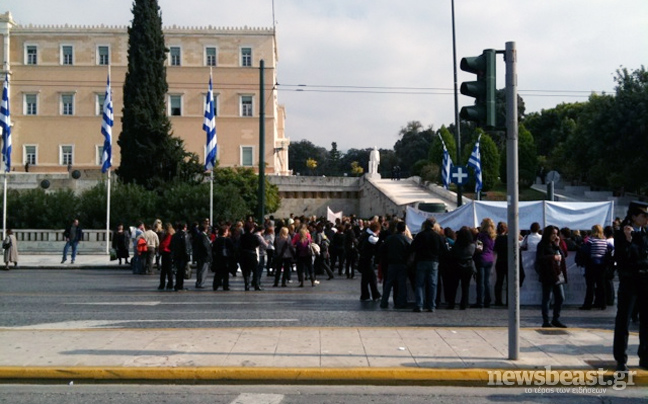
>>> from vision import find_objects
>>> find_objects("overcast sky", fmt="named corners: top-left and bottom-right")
top-left (4, 0), bottom-right (647, 151)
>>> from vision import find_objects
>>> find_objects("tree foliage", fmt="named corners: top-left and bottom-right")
top-left (393, 121), bottom-right (435, 175)
top-left (117, 0), bottom-right (202, 190)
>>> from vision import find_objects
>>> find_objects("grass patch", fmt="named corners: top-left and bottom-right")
top-left (462, 183), bottom-right (546, 201)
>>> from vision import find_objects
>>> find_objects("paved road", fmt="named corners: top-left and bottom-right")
top-left (0, 385), bottom-right (646, 404)
top-left (0, 268), bottom-right (624, 330)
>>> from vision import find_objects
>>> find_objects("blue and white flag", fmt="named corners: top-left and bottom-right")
top-left (203, 75), bottom-right (217, 171)
top-left (100, 75), bottom-right (113, 173)
top-left (467, 134), bottom-right (482, 193)
top-left (439, 134), bottom-right (453, 189)
top-left (0, 75), bottom-right (11, 173)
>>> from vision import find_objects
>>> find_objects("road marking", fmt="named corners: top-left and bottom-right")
top-left (64, 302), bottom-right (161, 306)
top-left (0, 319), bottom-right (299, 330)
top-left (231, 393), bottom-right (284, 404)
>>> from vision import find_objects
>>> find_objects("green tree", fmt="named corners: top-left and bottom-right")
top-left (499, 124), bottom-right (537, 188)
top-left (326, 142), bottom-right (342, 176)
top-left (117, 0), bottom-right (201, 189)
top-left (393, 121), bottom-right (435, 175)
top-left (288, 140), bottom-right (328, 176)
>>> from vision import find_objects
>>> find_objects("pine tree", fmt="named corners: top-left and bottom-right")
top-left (117, 0), bottom-right (200, 189)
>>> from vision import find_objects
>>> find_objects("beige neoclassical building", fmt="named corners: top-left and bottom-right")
top-left (0, 11), bottom-right (290, 175)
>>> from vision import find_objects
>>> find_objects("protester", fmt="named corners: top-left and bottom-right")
top-left (158, 223), bottom-right (174, 291)
top-left (536, 225), bottom-right (568, 328)
top-left (112, 224), bottom-right (130, 266)
top-left (473, 218), bottom-right (496, 308)
top-left (410, 218), bottom-right (445, 312)
top-left (3, 229), bottom-right (18, 270)
top-left (61, 218), bottom-right (82, 264)
top-left (445, 226), bottom-right (476, 310)
top-left (358, 221), bottom-right (382, 302)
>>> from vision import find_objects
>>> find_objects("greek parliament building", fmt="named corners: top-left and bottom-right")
top-left (0, 11), bottom-right (290, 176)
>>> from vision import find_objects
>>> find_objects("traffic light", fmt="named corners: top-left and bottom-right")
top-left (460, 49), bottom-right (496, 128)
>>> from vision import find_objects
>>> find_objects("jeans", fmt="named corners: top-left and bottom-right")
top-left (381, 263), bottom-right (407, 308)
top-left (541, 281), bottom-right (564, 323)
top-left (475, 261), bottom-right (493, 306)
top-left (62, 240), bottom-right (79, 262)
top-left (415, 261), bottom-right (439, 310)
top-left (613, 274), bottom-right (648, 366)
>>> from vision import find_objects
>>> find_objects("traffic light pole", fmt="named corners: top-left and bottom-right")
top-left (451, 0), bottom-right (462, 207)
top-left (505, 41), bottom-right (520, 361)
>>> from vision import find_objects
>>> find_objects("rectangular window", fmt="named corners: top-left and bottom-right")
top-left (24, 145), bottom-right (37, 166)
top-left (26, 45), bottom-right (38, 65)
top-left (241, 47), bottom-right (252, 67)
top-left (96, 145), bottom-right (104, 166)
top-left (24, 94), bottom-right (38, 115)
top-left (169, 46), bottom-right (181, 66)
top-left (96, 94), bottom-right (105, 116)
top-left (60, 145), bottom-right (74, 166)
top-left (62, 45), bottom-right (73, 65)
top-left (98, 46), bottom-right (110, 65)
top-left (205, 47), bottom-right (216, 66)
top-left (169, 95), bottom-right (182, 116)
top-left (240, 95), bottom-right (253, 117)
top-left (241, 146), bottom-right (254, 167)
top-left (61, 94), bottom-right (74, 115)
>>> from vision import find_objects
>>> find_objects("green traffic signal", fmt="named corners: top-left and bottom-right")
top-left (460, 49), bottom-right (496, 128)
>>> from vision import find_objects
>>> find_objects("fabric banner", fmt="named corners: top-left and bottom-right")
top-left (406, 200), bottom-right (614, 233)
top-left (327, 206), bottom-right (343, 224)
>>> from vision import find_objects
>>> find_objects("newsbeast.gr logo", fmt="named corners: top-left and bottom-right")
top-left (487, 367), bottom-right (636, 394)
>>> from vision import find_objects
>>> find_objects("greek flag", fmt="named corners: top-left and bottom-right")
top-left (439, 135), bottom-right (453, 189)
top-left (203, 76), bottom-right (217, 171)
top-left (467, 134), bottom-right (482, 193)
top-left (100, 75), bottom-right (113, 173)
top-left (0, 75), bottom-right (11, 173)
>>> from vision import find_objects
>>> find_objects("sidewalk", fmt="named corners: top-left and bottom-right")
top-left (0, 325), bottom-right (645, 385)
top-left (2, 255), bottom-right (646, 386)
top-left (9, 254), bottom-right (123, 270)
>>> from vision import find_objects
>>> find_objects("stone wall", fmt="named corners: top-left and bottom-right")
top-left (267, 176), bottom-right (360, 218)
top-left (12, 229), bottom-right (109, 255)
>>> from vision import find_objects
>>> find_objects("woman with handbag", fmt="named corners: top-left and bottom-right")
top-left (536, 225), bottom-right (568, 328)
top-left (293, 227), bottom-right (316, 287)
top-left (3, 229), bottom-right (18, 270)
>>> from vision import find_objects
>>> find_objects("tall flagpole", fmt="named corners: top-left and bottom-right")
top-left (1, 71), bottom-right (11, 240)
top-left (106, 169), bottom-right (111, 254)
top-left (209, 67), bottom-right (214, 226)
top-left (102, 65), bottom-right (113, 255)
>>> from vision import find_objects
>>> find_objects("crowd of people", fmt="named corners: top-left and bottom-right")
top-left (110, 213), bottom-right (616, 318)
top-left (108, 204), bottom-right (648, 373)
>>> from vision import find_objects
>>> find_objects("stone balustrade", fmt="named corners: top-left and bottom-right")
top-left (10, 229), bottom-right (110, 255)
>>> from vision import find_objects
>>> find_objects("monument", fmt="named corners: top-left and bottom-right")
top-left (367, 147), bottom-right (381, 179)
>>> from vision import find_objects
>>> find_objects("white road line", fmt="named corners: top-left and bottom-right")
top-left (231, 393), bottom-right (284, 404)
top-left (0, 319), bottom-right (299, 330)
top-left (64, 302), bottom-right (161, 306)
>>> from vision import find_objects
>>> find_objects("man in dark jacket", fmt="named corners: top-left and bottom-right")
top-left (410, 218), bottom-right (446, 312)
top-left (380, 221), bottom-right (411, 309)
top-left (171, 222), bottom-right (191, 291)
top-left (61, 219), bottom-right (83, 264)
top-left (358, 221), bottom-right (382, 302)
top-left (194, 224), bottom-right (213, 289)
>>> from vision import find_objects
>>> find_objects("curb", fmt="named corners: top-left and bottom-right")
top-left (0, 367), bottom-right (646, 386)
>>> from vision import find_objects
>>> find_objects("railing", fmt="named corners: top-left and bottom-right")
top-left (11, 229), bottom-right (110, 255)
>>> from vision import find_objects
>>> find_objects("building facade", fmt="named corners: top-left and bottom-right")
top-left (0, 11), bottom-right (290, 175)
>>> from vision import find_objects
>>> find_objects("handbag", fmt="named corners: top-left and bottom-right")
top-left (2, 238), bottom-right (11, 250)
top-left (184, 262), bottom-right (192, 279)
top-left (556, 272), bottom-right (566, 285)
top-left (109, 248), bottom-right (118, 261)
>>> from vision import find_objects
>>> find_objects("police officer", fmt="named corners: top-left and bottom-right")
top-left (613, 201), bottom-right (648, 373)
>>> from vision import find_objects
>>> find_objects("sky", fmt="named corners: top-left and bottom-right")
top-left (4, 0), bottom-right (647, 152)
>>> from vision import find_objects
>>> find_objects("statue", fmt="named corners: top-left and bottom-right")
top-left (367, 147), bottom-right (381, 179)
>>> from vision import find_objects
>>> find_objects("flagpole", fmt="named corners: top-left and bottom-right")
top-left (2, 174), bottom-right (6, 240)
top-left (106, 169), bottom-right (111, 254)
top-left (103, 65), bottom-right (113, 255)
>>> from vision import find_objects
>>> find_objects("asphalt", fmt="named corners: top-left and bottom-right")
top-left (0, 255), bottom-right (646, 387)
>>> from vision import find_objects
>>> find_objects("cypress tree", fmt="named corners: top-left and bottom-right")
top-left (117, 0), bottom-right (199, 189)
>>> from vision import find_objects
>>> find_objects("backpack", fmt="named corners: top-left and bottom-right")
top-left (575, 242), bottom-right (591, 268)
top-left (136, 237), bottom-right (148, 255)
